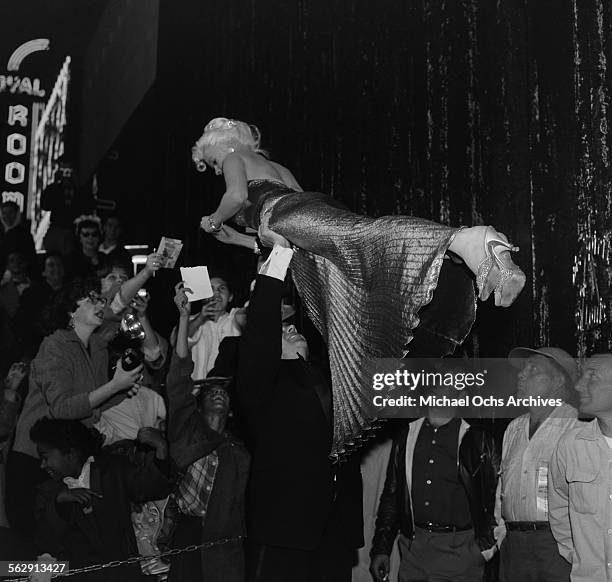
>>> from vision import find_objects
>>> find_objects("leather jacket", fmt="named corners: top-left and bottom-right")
top-left (371, 419), bottom-right (500, 557)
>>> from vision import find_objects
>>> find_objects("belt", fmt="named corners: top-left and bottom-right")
top-left (415, 522), bottom-right (472, 533)
top-left (506, 521), bottom-right (550, 531)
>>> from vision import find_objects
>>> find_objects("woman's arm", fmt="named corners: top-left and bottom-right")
top-left (103, 254), bottom-right (162, 322)
top-left (35, 341), bottom-right (143, 418)
top-left (131, 294), bottom-right (161, 358)
top-left (202, 154), bottom-right (248, 231)
top-left (212, 224), bottom-right (258, 250)
top-left (117, 253), bottom-right (161, 305)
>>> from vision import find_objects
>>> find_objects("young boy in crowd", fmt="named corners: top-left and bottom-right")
top-left (187, 273), bottom-right (243, 381)
top-left (32, 417), bottom-right (174, 582)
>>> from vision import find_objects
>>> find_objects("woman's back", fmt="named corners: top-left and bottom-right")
top-left (239, 151), bottom-right (302, 191)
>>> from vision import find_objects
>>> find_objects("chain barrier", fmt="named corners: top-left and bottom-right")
top-left (4, 535), bottom-right (244, 582)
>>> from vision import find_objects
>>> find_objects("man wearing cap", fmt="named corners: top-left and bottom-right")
top-left (496, 346), bottom-right (580, 582)
top-left (548, 354), bottom-right (612, 582)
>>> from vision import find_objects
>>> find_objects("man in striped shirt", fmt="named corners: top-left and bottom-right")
top-left (496, 347), bottom-right (580, 582)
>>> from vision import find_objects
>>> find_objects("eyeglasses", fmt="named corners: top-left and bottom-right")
top-left (85, 291), bottom-right (108, 306)
top-left (80, 231), bottom-right (99, 238)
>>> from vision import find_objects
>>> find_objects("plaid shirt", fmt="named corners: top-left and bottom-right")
top-left (174, 451), bottom-right (219, 517)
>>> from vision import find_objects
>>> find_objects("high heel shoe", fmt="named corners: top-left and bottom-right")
top-left (476, 226), bottom-right (526, 307)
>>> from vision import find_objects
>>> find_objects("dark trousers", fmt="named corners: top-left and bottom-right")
top-left (246, 536), bottom-right (355, 582)
top-left (499, 529), bottom-right (570, 582)
top-left (398, 528), bottom-right (485, 582)
top-left (5, 451), bottom-right (47, 539)
top-left (168, 514), bottom-right (245, 582)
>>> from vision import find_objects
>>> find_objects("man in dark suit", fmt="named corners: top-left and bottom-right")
top-left (238, 240), bottom-right (363, 582)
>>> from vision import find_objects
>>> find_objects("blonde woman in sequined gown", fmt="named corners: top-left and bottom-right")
top-left (194, 117), bottom-right (526, 458)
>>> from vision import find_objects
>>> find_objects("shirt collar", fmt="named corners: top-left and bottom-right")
top-left (576, 418), bottom-right (607, 441)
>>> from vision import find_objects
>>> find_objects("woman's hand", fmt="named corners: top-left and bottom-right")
top-left (111, 359), bottom-right (144, 394)
top-left (200, 215), bottom-right (222, 233)
top-left (173, 282), bottom-right (192, 317)
top-left (212, 224), bottom-right (241, 245)
top-left (258, 211), bottom-right (290, 248)
top-left (144, 253), bottom-right (163, 276)
top-left (131, 293), bottom-right (149, 316)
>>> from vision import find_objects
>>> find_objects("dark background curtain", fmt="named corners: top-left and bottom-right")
top-left (105, 0), bottom-right (611, 357)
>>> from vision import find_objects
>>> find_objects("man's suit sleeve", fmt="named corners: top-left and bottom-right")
top-left (371, 436), bottom-right (402, 557)
top-left (237, 245), bottom-right (293, 406)
top-left (237, 275), bottom-right (284, 407)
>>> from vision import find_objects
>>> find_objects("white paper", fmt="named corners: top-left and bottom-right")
top-left (180, 266), bottom-right (213, 302)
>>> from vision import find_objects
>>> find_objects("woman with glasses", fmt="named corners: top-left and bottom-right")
top-left (69, 217), bottom-right (108, 279)
top-left (7, 278), bottom-right (145, 538)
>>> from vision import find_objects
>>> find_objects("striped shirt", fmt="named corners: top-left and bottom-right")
top-left (498, 402), bottom-right (579, 522)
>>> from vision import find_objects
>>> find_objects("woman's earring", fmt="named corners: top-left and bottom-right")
top-left (68, 315), bottom-right (75, 329)
top-left (228, 147), bottom-right (235, 153)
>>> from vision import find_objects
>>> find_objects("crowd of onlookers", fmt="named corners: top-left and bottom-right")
top-left (1, 189), bottom-right (612, 582)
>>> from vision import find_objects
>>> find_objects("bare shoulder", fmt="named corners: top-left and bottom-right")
top-left (269, 161), bottom-right (303, 191)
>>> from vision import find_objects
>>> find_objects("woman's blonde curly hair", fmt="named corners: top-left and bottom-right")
top-left (192, 117), bottom-right (267, 172)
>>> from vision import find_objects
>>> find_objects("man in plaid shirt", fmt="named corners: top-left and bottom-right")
top-left (165, 282), bottom-right (250, 582)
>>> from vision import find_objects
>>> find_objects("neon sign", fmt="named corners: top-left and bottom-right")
top-left (30, 56), bottom-right (71, 249)
top-left (0, 39), bottom-right (50, 214)
top-left (0, 76), bottom-right (45, 97)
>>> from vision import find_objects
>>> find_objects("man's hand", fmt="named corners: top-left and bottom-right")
top-left (137, 427), bottom-right (168, 459)
top-left (144, 253), bottom-right (163, 276)
top-left (173, 282), bottom-right (192, 317)
top-left (29, 554), bottom-right (58, 582)
top-left (200, 298), bottom-right (219, 320)
top-left (258, 211), bottom-right (290, 248)
top-left (234, 307), bottom-right (247, 331)
top-left (4, 361), bottom-right (27, 391)
top-left (56, 488), bottom-right (103, 506)
top-left (370, 554), bottom-right (390, 582)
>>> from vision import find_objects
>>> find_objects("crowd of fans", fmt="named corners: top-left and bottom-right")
top-left (0, 196), bottom-right (607, 582)
top-left (0, 204), bottom-right (365, 582)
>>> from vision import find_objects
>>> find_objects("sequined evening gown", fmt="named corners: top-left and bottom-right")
top-left (242, 179), bottom-right (476, 458)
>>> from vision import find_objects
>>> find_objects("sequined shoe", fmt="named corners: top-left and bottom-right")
top-left (475, 226), bottom-right (525, 307)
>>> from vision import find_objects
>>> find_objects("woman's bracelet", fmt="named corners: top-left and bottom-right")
top-left (253, 238), bottom-right (262, 255)
top-left (208, 216), bottom-right (223, 232)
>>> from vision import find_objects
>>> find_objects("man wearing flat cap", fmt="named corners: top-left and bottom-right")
top-left (495, 346), bottom-right (580, 582)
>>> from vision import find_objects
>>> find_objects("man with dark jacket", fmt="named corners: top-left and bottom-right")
top-left (238, 242), bottom-right (363, 582)
top-left (370, 390), bottom-right (500, 582)
top-left (165, 282), bottom-right (250, 582)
